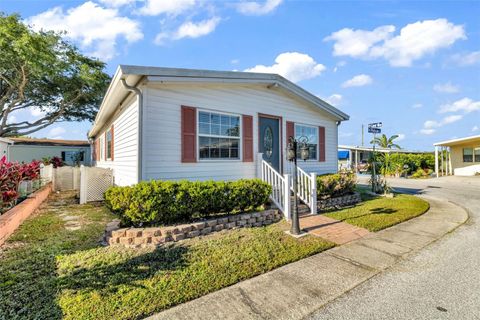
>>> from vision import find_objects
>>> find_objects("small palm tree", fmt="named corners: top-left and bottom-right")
top-left (370, 134), bottom-right (401, 149)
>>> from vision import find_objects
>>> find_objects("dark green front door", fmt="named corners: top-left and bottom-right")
top-left (259, 116), bottom-right (280, 172)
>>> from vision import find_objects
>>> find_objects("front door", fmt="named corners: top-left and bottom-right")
top-left (259, 116), bottom-right (281, 172)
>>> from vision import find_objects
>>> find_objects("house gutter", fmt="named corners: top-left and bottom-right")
top-left (120, 78), bottom-right (143, 183)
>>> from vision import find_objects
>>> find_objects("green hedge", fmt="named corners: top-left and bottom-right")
top-left (104, 179), bottom-right (272, 226)
top-left (375, 153), bottom-right (435, 176)
top-left (317, 172), bottom-right (356, 199)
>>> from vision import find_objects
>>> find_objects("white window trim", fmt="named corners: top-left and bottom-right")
top-left (106, 129), bottom-right (113, 161)
top-left (196, 108), bottom-right (242, 162)
top-left (99, 135), bottom-right (105, 161)
top-left (294, 123), bottom-right (319, 161)
top-left (474, 147), bottom-right (480, 163)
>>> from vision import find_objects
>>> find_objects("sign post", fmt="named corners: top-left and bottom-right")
top-left (368, 122), bottom-right (382, 192)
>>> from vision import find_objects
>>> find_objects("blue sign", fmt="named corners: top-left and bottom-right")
top-left (368, 127), bottom-right (381, 133)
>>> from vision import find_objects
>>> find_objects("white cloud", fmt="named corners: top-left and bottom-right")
top-left (421, 114), bottom-right (463, 134)
top-left (420, 129), bottom-right (436, 135)
top-left (155, 17), bottom-right (220, 44)
top-left (98, 0), bottom-right (135, 7)
top-left (439, 97), bottom-right (480, 113)
top-left (30, 107), bottom-right (46, 118)
top-left (47, 127), bottom-right (66, 139)
top-left (433, 82), bottom-right (459, 93)
top-left (244, 52), bottom-right (326, 83)
top-left (450, 51), bottom-right (480, 66)
top-left (396, 133), bottom-right (406, 141)
top-left (236, 0), bottom-right (283, 15)
top-left (325, 19), bottom-right (466, 67)
top-left (138, 0), bottom-right (197, 16)
top-left (342, 74), bottom-right (372, 88)
top-left (324, 25), bottom-right (395, 58)
top-left (27, 1), bottom-right (143, 60)
top-left (412, 103), bottom-right (423, 109)
top-left (324, 94), bottom-right (343, 106)
top-left (231, 59), bottom-right (240, 65)
top-left (473, 126), bottom-right (479, 132)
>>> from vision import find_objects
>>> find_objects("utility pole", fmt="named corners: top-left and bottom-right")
top-left (361, 124), bottom-right (364, 146)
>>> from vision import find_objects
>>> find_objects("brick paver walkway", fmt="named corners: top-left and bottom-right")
top-left (300, 215), bottom-right (370, 244)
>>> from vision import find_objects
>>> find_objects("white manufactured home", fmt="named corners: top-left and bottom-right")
top-left (88, 65), bottom-right (349, 216)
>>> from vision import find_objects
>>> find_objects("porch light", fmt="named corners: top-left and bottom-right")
top-left (287, 142), bottom-right (296, 161)
top-left (300, 143), bottom-right (310, 161)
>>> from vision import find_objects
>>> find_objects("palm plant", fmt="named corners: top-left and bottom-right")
top-left (370, 134), bottom-right (401, 149)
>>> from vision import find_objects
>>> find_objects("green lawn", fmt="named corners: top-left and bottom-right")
top-left (0, 192), bottom-right (333, 320)
top-left (325, 192), bottom-right (430, 232)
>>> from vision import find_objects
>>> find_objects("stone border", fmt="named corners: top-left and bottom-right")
top-left (105, 209), bottom-right (282, 248)
top-left (0, 183), bottom-right (52, 246)
top-left (318, 192), bottom-right (362, 210)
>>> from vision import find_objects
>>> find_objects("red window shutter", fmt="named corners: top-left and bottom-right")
top-left (110, 125), bottom-right (114, 161)
top-left (242, 115), bottom-right (253, 162)
top-left (181, 105), bottom-right (197, 163)
top-left (319, 126), bottom-right (326, 162)
top-left (286, 121), bottom-right (295, 142)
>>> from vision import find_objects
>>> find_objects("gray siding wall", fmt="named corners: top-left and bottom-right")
top-left (9, 145), bottom-right (91, 165)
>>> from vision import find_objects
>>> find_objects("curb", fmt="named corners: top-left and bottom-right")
top-left (146, 196), bottom-right (469, 320)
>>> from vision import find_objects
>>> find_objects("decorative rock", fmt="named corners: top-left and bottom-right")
top-left (126, 228), bottom-right (142, 237)
top-left (240, 213), bottom-right (251, 220)
top-left (201, 227), bottom-right (212, 235)
top-left (248, 218), bottom-right (256, 224)
top-left (237, 220), bottom-right (246, 227)
top-left (111, 229), bottom-right (126, 238)
top-left (188, 230), bottom-right (200, 238)
top-left (217, 217), bottom-right (229, 224)
top-left (228, 216), bottom-right (239, 222)
top-left (214, 224), bottom-right (224, 232)
top-left (225, 222), bottom-right (236, 229)
top-left (180, 225), bottom-right (192, 233)
top-left (173, 233), bottom-right (185, 241)
top-left (252, 212), bottom-right (261, 218)
top-left (206, 220), bottom-right (217, 227)
top-left (191, 222), bottom-right (206, 230)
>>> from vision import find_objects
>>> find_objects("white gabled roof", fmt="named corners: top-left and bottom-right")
top-left (434, 135), bottom-right (480, 147)
top-left (89, 65), bottom-right (350, 138)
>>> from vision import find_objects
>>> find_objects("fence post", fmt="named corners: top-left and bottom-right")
top-left (256, 153), bottom-right (263, 178)
top-left (79, 165), bottom-right (86, 204)
top-left (310, 172), bottom-right (317, 215)
top-left (283, 173), bottom-right (291, 220)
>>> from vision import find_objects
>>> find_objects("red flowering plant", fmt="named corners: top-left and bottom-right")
top-left (22, 160), bottom-right (41, 181)
top-left (42, 156), bottom-right (64, 168)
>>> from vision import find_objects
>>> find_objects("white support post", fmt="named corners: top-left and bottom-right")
top-left (256, 153), bottom-right (263, 178)
top-left (355, 150), bottom-right (359, 173)
top-left (448, 148), bottom-right (453, 175)
top-left (435, 146), bottom-right (439, 178)
top-left (79, 165), bottom-right (87, 204)
top-left (283, 173), bottom-right (291, 220)
top-left (310, 172), bottom-right (317, 215)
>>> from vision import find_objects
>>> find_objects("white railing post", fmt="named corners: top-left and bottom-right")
top-left (310, 172), bottom-right (317, 215)
top-left (283, 173), bottom-right (291, 220)
top-left (256, 153), bottom-right (263, 178)
top-left (80, 165), bottom-right (87, 204)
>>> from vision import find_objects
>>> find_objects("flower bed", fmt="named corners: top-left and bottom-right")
top-left (105, 209), bottom-right (283, 248)
top-left (316, 172), bottom-right (356, 200)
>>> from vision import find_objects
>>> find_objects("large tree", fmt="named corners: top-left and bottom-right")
top-left (0, 13), bottom-right (110, 137)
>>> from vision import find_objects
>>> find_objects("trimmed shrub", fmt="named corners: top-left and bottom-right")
top-left (104, 179), bottom-right (272, 226)
top-left (316, 172), bottom-right (356, 199)
top-left (411, 168), bottom-right (433, 179)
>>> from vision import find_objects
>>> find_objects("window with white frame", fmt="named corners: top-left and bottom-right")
top-left (198, 111), bottom-right (240, 160)
top-left (474, 147), bottom-right (480, 162)
top-left (99, 136), bottom-right (105, 161)
top-left (295, 124), bottom-right (318, 160)
top-left (463, 148), bottom-right (473, 163)
top-left (106, 129), bottom-right (113, 160)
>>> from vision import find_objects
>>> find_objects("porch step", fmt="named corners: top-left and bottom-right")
top-left (290, 196), bottom-right (314, 215)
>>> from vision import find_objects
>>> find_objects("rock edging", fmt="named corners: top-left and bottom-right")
top-left (105, 209), bottom-right (282, 248)
top-left (318, 192), bottom-right (361, 210)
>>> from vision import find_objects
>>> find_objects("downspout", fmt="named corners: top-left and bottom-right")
top-left (120, 78), bottom-right (143, 183)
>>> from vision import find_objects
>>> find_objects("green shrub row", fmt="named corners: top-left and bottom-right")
top-left (374, 153), bottom-right (435, 176)
top-left (104, 179), bottom-right (272, 226)
top-left (316, 172), bottom-right (356, 199)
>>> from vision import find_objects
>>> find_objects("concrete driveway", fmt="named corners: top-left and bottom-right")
top-left (310, 176), bottom-right (480, 320)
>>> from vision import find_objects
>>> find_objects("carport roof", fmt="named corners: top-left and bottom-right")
top-left (434, 135), bottom-right (480, 147)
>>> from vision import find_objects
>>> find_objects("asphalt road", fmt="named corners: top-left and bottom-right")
top-left (309, 176), bottom-right (480, 320)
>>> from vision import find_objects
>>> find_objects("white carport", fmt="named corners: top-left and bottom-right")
top-left (434, 135), bottom-right (480, 177)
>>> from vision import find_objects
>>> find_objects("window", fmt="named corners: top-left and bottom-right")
top-left (99, 136), bottom-right (105, 161)
top-left (106, 129), bottom-right (113, 160)
top-left (198, 111), bottom-right (240, 160)
top-left (62, 151), bottom-right (85, 165)
top-left (295, 124), bottom-right (318, 160)
top-left (463, 148), bottom-right (473, 162)
top-left (475, 147), bottom-right (480, 162)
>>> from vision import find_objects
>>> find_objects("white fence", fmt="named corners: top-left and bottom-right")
top-left (46, 164), bottom-right (113, 204)
top-left (289, 165), bottom-right (317, 215)
top-left (79, 166), bottom-right (114, 204)
top-left (261, 160), bottom-right (290, 219)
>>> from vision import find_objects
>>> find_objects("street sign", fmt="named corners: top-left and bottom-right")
top-left (368, 122), bottom-right (382, 129)
top-left (368, 127), bottom-right (381, 133)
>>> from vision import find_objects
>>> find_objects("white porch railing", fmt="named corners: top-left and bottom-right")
top-left (259, 156), bottom-right (291, 220)
top-left (291, 166), bottom-right (317, 215)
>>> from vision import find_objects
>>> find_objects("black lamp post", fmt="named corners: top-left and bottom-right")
top-left (287, 136), bottom-right (310, 235)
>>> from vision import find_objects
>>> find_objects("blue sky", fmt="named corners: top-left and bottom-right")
top-left (2, 0), bottom-right (479, 150)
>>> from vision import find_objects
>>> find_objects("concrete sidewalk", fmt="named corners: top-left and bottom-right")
top-left (147, 196), bottom-right (468, 320)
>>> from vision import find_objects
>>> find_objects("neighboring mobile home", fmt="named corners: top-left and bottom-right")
top-left (8, 137), bottom-right (91, 166)
top-left (88, 65), bottom-right (349, 187)
top-left (434, 135), bottom-right (480, 176)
